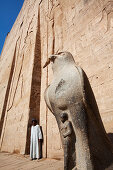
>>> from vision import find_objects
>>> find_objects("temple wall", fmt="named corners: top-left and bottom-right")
top-left (0, 0), bottom-right (40, 154)
top-left (0, 0), bottom-right (113, 158)
top-left (39, 0), bottom-right (113, 158)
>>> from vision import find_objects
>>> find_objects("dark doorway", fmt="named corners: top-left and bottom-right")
top-left (25, 6), bottom-right (41, 154)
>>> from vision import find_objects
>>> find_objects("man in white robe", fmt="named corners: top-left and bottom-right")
top-left (30, 119), bottom-right (42, 160)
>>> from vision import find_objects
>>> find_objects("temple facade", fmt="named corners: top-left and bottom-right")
top-left (0, 0), bottom-right (113, 158)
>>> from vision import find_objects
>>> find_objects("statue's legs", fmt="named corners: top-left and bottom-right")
top-left (64, 139), bottom-right (70, 170)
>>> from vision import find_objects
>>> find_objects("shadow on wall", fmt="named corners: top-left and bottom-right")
top-left (39, 126), bottom-right (43, 159)
top-left (82, 71), bottom-right (113, 170)
top-left (25, 5), bottom-right (41, 155)
top-left (0, 44), bottom-right (17, 142)
top-left (108, 133), bottom-right (113, 144)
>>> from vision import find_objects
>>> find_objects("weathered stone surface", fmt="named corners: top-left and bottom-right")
top-left (39, 0), bottom-right (113, 158)
top-left (0, 0), bottom-right (41, 154)
top-left (0, 0), bottom-right (113, 161)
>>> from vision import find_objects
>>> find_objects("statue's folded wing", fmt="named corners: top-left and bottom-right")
top-left (78, 66), bottom-right (113, 148)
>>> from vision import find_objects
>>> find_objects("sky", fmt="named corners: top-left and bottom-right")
top-left (0, 0), bottom-right (24, 55)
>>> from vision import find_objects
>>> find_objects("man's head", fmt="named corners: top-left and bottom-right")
top-left (60, 112), bottom-right (68, 123)
top-left (32, 118), bottom-right (37, 126)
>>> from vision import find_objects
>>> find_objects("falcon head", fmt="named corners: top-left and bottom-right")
top-left (43, 51), bottom-right (75, 68)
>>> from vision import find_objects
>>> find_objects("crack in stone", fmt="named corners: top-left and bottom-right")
top-left (7, 55), bottom-right (24, 112)
top-left (0, 41), bottom-right (18, 147)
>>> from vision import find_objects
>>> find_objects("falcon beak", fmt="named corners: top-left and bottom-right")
top-left (43, 55), bottom-right (58, 68)
top-left (43, 58), bottom-right (51, 68)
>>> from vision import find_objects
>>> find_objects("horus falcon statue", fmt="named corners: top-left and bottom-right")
top-left (43, 51), bottom-right (113, 170)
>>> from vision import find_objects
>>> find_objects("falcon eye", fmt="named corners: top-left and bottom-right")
top-left (57, 52), bottom-right (63, 55)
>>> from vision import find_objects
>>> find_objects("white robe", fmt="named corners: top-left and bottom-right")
top-left (30, 125), bottom-right (42, 159)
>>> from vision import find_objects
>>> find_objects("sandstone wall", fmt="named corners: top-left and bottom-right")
top-left (39, 0), bottom-right (113, 158)
top-left (0, 0), bottom-right (113, 159)
top-left (0, 0), bottom-right (40, 154)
